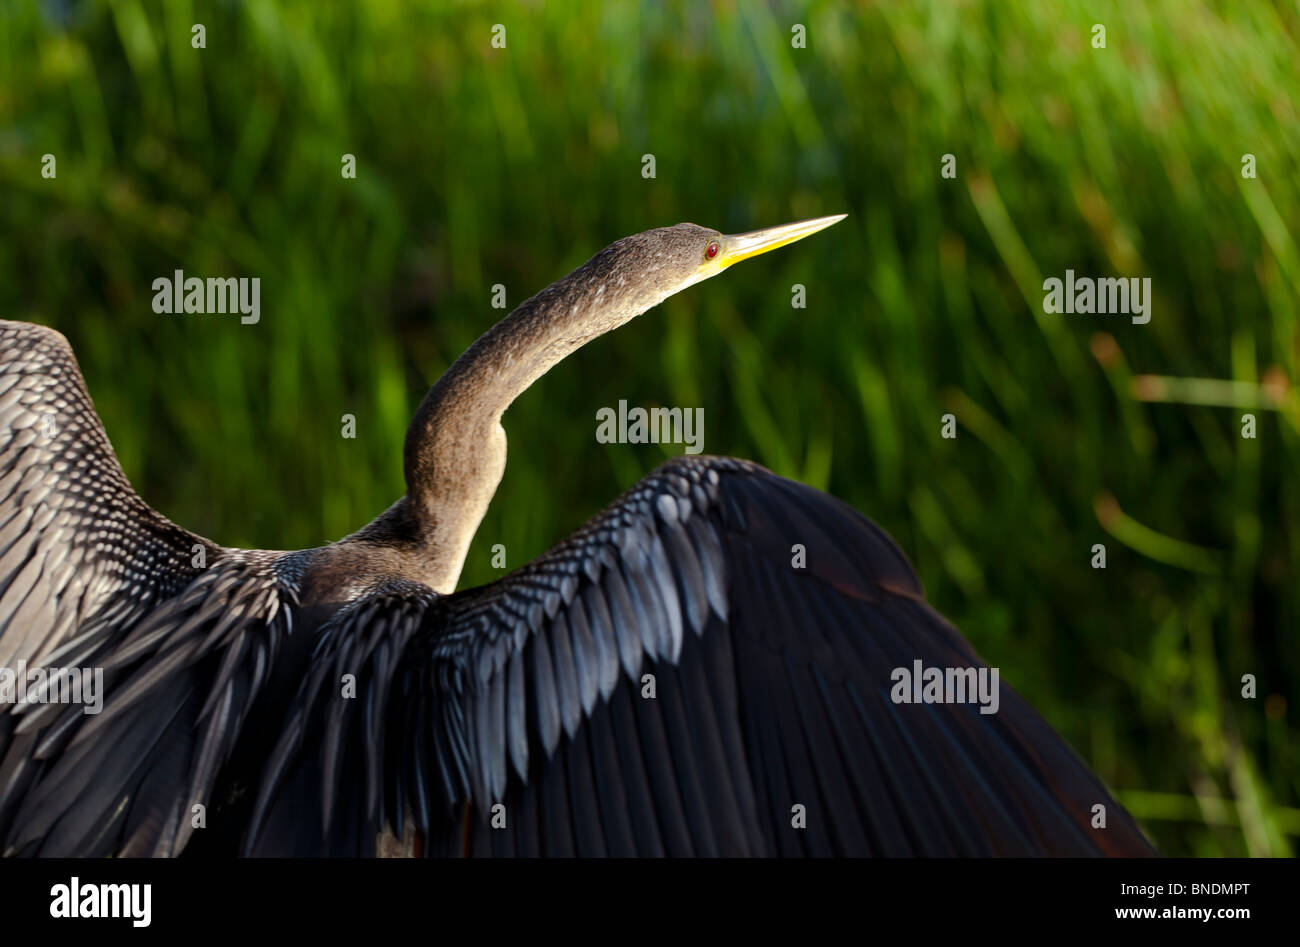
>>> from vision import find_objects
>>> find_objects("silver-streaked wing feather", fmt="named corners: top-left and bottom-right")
top-left (253, 456), bottom-right (1154, 857)
top-left (0, 321), bottom-right (296, 856)
top-left (0, 320), bottom-right (209, 664)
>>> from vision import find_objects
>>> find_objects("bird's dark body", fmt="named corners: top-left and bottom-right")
top-left (0, 219), bottom-right (1155, 857)
top-left (180, 597), bottom-right (328, 857)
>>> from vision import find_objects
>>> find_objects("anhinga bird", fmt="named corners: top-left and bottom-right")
top-left (0, 216), bottom-right (1152, 857)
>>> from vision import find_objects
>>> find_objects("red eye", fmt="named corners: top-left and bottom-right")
top-left (705, 241), bottom-right (720, 260)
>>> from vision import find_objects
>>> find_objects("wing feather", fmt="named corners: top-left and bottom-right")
top-left (0, 321), bottom-right (296, 857)
top-left (249, 455), bottom-right (1154, 857)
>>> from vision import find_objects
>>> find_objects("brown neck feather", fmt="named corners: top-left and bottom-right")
top-left (396, 241), bottom-right (668, 591)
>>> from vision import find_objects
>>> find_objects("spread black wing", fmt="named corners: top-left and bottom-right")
top-left (256, 455), bottom-right (1153, 857)
top-left (0, 321), bottom-right (295, 856)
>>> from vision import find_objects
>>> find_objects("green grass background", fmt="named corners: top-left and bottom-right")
top-left (1, 0), bottom-right (1297, 856)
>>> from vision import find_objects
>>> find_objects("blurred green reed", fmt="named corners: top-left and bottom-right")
top-left (0, 0), bottom-right (1296, 855)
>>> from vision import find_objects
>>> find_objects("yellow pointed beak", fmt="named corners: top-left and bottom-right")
top-left (715, 214), bottom-right (848, 269)
top-left (691, 215), bottom-right (852, 283)
top-left (682, 213), bottom-right (846, 290)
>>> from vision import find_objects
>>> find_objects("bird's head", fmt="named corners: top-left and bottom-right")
top-left (581, 214), bottom-right (848, 321)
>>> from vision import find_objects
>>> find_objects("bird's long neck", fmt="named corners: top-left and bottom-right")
top-left (400, 246), bottom-right (658, 592)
